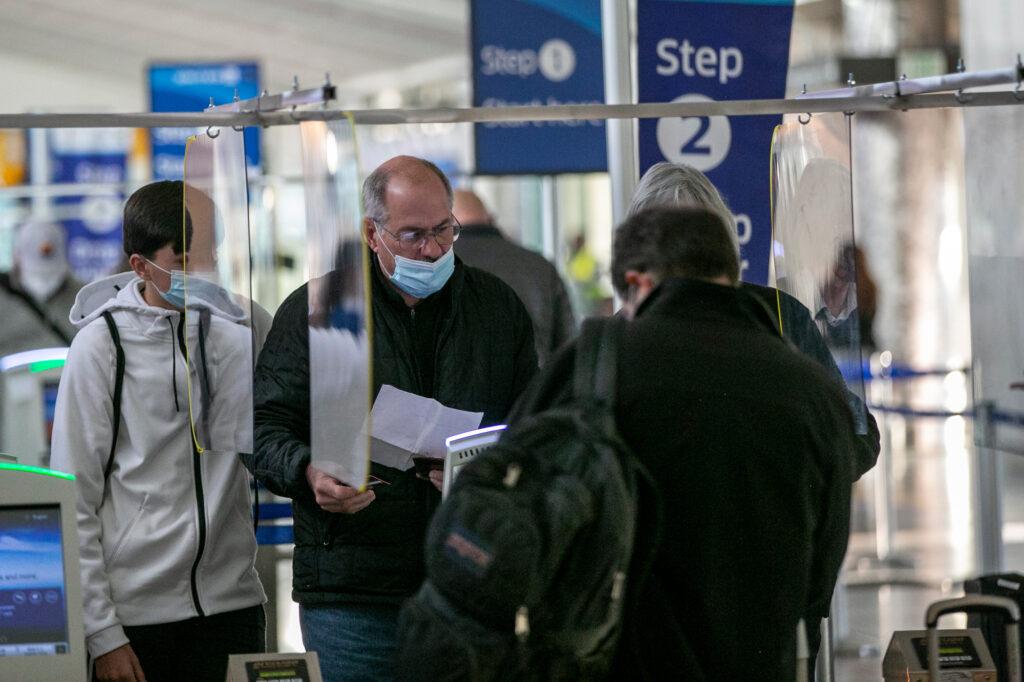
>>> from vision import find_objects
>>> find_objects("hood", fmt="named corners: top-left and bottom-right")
top-left (70, 272), bottom-right (249, 329)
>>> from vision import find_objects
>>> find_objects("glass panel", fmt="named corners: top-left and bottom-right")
top-left (964, 105), bottom-right (1024, 455)
top-left (771, 112), bottom-right (867, 432)
top-left (300, 119), bottom-right (373, 490)
top-left (181, 129), bottom-right (254, 455)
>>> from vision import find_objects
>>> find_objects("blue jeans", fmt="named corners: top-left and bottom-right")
top-left (299, 603), bottom-right (400, 682)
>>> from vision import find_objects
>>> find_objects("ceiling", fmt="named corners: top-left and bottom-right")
top-left (0, 0), bottom-right (470, 103)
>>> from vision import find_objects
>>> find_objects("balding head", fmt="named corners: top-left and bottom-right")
top-left (452, 189), bottom-right (492, 226)
top-left (362, 155), bottom-right (453, 225)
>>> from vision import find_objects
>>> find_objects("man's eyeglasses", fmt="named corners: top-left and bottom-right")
top-left (373, 216), bottom-right (462, 251)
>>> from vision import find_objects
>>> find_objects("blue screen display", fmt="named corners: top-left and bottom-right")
top-left (0, 505), bottom-right (69, 656)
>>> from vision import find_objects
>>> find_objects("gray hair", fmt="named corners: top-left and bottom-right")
top-left (361, 157), bottom-right (454, 225)
top-left (627, 162), bottom-right (739, 255)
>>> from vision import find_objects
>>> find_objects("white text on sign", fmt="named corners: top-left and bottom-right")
top-left (656, 39), bottom-right (744, 84)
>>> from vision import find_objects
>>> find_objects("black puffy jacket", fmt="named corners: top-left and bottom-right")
top-left (249, 257), bottom-right (537, 605)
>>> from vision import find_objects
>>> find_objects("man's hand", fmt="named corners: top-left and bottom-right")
top-left (94, 643), bottom-right (146, 682)
top-left (428, 469), bottom-right (444, 492)
top-left (305, 464), bottom-right (376, 513)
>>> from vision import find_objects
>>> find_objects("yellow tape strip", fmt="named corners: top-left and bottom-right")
top-left (182, 136), bottom-right (205, 454)
top-left (768, 124), bottom-right (785, 338)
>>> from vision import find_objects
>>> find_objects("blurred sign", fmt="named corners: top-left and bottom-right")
top-left (0, 131), bottom-right (26, 187)
top-left (47, 129), bottom-right (129, 281)
top-left (637, 0), bottom-right (794, 285)
top-left (471, 0), bottom-right (607, 175)
top-left (149, 63), bottom-right (261, 180)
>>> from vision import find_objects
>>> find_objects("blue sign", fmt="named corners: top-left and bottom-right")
top-left (472, 0), bottom-right (606, 175)
top-left (637, 0), bottom-right (795, 284)
top-left (47, 129), bottom-right (129, 282)
top-left (149, 63), bottom-right (261, 181)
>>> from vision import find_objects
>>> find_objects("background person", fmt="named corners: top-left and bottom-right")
top-left (627, 161), bottom-right (880, 479)
top-left (453, 188), bottom-right (575, 366)
top-left (0, 219), bottom-right (81, 356)
top-left (510, 207), bottom-right (858, 680)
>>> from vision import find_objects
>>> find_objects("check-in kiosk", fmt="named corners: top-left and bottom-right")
top-left (0, 348), bottom-right (67, 470)
top-left (0, 462), bottom-right (86, 680)
top-left (883, 595), bottom-right (1021, 682)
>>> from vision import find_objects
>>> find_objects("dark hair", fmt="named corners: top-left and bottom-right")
top-left (611, 207), bottom-right (740, 295)
top-left (122, 180), bottom-right (192, 258)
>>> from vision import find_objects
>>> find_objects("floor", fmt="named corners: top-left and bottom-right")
top-left (832, 375), bottom-right (1024, 681)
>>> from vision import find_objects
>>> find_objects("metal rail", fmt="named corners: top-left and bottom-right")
top-left (1, 91), bottom-right (1023, 130)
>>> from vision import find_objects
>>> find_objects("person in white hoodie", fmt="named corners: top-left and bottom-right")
top-left (50, 180), bottom-right (266, 682)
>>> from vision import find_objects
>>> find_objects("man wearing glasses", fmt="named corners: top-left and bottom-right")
top-left (251, 156), bottom-right (538, 682)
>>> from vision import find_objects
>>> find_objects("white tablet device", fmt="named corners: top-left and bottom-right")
top-left (442, 425), bottom-right (506, 498)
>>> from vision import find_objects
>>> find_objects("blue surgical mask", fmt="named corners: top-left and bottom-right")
top-left (146, 260), bottom-right (221, 310)
top-left (377, 241), bottom-right (455, 299)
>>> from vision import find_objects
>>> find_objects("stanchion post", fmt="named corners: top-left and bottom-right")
top-left (540, 176), bottom-right (559, 263)
top-left (973, 400), bottom-right (1004, 574)
top-left (601, 0), bottom-right (638, 226)
top-left (874, 373), bottom-right (898, 561)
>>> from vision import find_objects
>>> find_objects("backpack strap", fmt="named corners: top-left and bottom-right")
top-left (573, 316), bottom-right (626, 407)
top-left (100, 311), bottom-right (125, 481)
top-left (0, 272), bottom-right (74, 346)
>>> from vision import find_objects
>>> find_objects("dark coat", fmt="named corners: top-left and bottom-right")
top-left (455, 225), bottom-right (576, 366)
top-left (249, 257), bottom-right (538, 605)
top-left (743, 282), bottom-right (880, 479)
top-left (509, 278), bottom-right (857, 681)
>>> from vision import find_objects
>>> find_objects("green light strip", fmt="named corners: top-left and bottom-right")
top-left (0, 462), bottom-right (75, 481)
top-left (29, 359), bottom-right (65, 374)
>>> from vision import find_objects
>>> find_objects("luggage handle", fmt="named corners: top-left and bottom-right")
top-left (925, 595), bottom-right (1021, 682)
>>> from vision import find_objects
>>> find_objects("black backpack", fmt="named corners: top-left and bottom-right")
top-left (397, 317), bottom-right (660, 681)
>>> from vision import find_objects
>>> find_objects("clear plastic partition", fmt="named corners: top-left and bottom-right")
top-left (180, 129), bottom-right (254, 455)
top-left (771, 112), bottom-right (867, 430)
top-left (300, 119), bottom-right (373, 489)
top-left (964, 105), bottom-right (1024, 454)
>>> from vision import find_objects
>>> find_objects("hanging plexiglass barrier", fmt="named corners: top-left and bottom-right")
top-left (301, 118), bottom-right (373, 489)
top-left (180, 129), bottom-right (255, 455)
top-left (964, 105), bottom-right (1024, 454)
top-left (771, 112), bottom-right (868, 432)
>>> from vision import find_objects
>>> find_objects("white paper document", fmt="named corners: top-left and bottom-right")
top-left (367, 385), bottom-right (484, 470)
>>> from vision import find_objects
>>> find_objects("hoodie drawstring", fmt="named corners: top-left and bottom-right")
top-left (167, 317), bottom-right (180, 412)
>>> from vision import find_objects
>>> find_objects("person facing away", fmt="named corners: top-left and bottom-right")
top-left (250, 156), bottom-right (538, 682)
top-left (50, 180), bottom-right (266, 682)
top-left (627, 161), bottom-right (880, 479)
top-left (452, 188), bottom-right (575, 365)
top-left (509, 207), bottom-right (858, 680)
top-left (0, 219), bottom-right (82, 356)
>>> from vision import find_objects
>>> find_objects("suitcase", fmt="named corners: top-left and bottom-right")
top-left (966, 573), bottom-right (1024, 681)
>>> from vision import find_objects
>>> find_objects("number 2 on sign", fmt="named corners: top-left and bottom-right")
top-left (679, 116), bottom-right (712, 155)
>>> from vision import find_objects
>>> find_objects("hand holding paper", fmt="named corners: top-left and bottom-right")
top-left (367, 385), bottom-right (484, 471)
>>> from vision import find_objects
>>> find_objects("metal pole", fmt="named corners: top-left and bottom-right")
top-left (874, 375), bottom-right (897, 561)
top-left (815, 617), bottom-right (834, 682)
top-left (540, 176), bottom-right (559, 262)
top-left (601, 0), bottom-right (638, 226)
top-left (974, 401), bottom-right (1005, 574)
top-left (2, 92), bottom-right (1024, 130)
top-left (28, 129), bottom-right (50, 220)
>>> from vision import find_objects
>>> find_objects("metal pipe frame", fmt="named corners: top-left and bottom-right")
top-left (206, 83), bottom-right (336, 114)
top-left (1, 91), bottom-right (1023, 130)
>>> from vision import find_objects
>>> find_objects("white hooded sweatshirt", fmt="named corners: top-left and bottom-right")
top-left (49, 273), bottom-right (265, 659)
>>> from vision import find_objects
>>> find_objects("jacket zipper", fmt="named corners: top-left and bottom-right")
top-left (407, 307), bottom-right (425, 395)
top-left (176, 315), bottom-right (207, 617)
